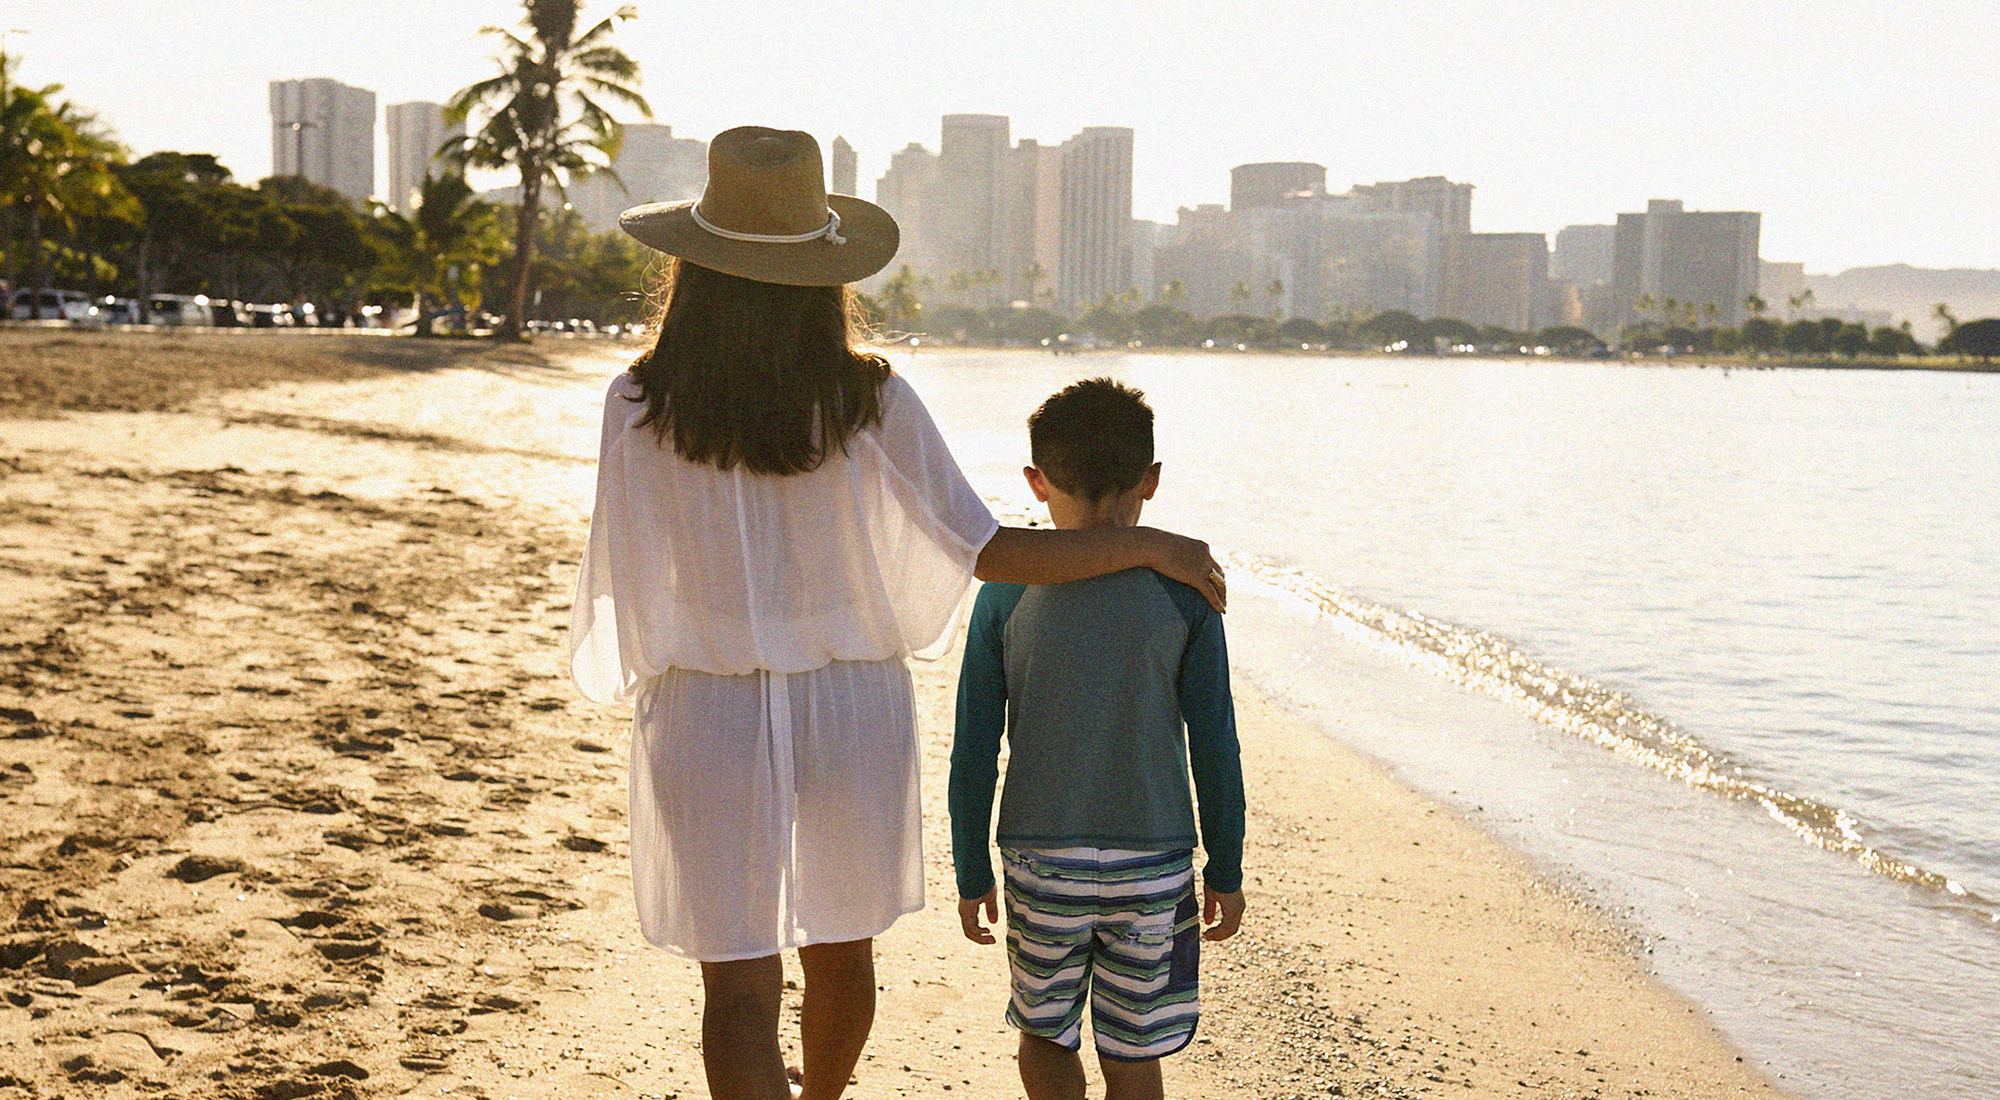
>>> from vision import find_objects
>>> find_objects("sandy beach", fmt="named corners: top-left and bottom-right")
top-left (1, 329), bottom-right (1793, 1100)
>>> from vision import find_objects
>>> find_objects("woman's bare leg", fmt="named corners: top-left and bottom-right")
top-left (795, 938), bottom-right (876, 1100)
top-left (699, 954), bottom-right (791, 1100)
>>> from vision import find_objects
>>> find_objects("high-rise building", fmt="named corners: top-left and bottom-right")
top-left (1552, 224), bottom-right (1620, 335)
top-left (1352, 175), bottom-right (1474, 320)
top-left (937, 114), bottom-right (1011, 302)
top-left (1130, 219), bottom-right (1160, 311)
top-left (1443, 232), bottom-right (1550, 332)
top-left (1150, 204), bottom-right (1253, 319)
top-left (384, 101), bottom-right (463, 215)
top-left (1612, 199), bottom-right (1762, 329)
top-left (564, 123), bottom-right (707, 232)
top-left (1003, 139), bottom-right (1063, 305)
top-left (1302, 197), bottom-right (1444, 322)
top-left (1231, 162), bottom-right (1326, 211)
top-left (1759, 260), bottom-right (1806, 316)
top-left (829, 136), bottom-right (857, 196)
top-left (1058, 126), bottom-right (1134, 314)
top-left (1552, 224), bottom-right (1617, 286)
top-left (269, 78), bottom-right (376, 206)
top-left (1154, 189), bottom-right (1445, 324)
top-left (1352, 175), bottom-right (1473, 235)
top-left (874, 142), bottom-right (943, 279)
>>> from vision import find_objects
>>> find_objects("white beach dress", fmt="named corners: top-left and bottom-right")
top-left (570, 370), bottom-right (998, 961)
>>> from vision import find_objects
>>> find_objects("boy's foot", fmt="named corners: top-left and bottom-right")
top-left (787, 1064), bottom-right (804, 1100)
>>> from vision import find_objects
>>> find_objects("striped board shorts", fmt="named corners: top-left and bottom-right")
top-left (1000, 846), bottom-right (1200, 1061)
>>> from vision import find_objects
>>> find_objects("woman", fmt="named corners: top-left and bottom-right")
top-left (569, 126), bottom-right (1224, 1100)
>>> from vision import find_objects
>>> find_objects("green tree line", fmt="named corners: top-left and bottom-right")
top-left (864, 268), bottom-right (1981, 361)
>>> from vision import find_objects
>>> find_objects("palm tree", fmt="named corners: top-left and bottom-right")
top-left (445, 0), bottom-right (649, 338)
top-left (375, 173), bottom-right (507, 334)
top-left (1020, 260), bottom-right (1046, 305)
top-left (878, 264), bottom-right (924, 332)
top-left (1625, 293), bottom-right (1658, 348)
top-left (0, 57), bottom-right (133, 314)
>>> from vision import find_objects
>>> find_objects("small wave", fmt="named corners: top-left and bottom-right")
top-left (1231, 553), bottom-right (2000, 927)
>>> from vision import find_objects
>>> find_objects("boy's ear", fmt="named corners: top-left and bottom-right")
top-left (1139, 462), bottom-right (1162, 500)
top-left (1023, 466), bottom-right (1053, 503)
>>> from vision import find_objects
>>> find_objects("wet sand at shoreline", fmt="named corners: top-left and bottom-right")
top-left (1, 330), bottom-right (1790, 1099)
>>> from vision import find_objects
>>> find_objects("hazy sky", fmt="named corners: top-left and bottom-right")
top-left (9, 1), bottom-right (1996, 273)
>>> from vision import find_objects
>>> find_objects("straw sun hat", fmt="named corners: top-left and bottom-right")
top-left (617, 126), bottom-right (899, 287)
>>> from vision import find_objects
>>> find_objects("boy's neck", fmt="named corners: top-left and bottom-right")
top-left (1029, 463), bottom-right (1159, 532)
top-left (1049, 493), bottom-right (1145, 530)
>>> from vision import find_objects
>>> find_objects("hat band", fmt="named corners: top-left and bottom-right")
top-left (690, 204), bottom-right (847, 246)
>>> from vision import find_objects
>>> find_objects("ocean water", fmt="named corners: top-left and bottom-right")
top-left (891, 350), bottom-right (2000, 1100)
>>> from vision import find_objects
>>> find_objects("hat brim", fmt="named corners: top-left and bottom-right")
top-left (617, 195), bottom-right (899, 287)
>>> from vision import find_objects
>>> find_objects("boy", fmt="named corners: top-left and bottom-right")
top-left (949, 378), bottom-right (1246, 1100)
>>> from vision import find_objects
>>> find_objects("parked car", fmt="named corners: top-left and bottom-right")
top-left (9, 288), bottom-right (103, 323)
top-left (146, 294), bottom-right (223, 326)
top-left (243, 303), bottom-right (295, 328)
top-left (96, 296), bottom-right (141, 324)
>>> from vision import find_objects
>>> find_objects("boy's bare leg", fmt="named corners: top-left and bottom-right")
top-left (796, 938), bottom-right (876, 1100)
top-left (1018, 1033), bottom-right (1087, 1100)
top-left (1099, 1054), bottom-right (1165, 1100)
top-left (699, 954), bottom-right (792, 1100)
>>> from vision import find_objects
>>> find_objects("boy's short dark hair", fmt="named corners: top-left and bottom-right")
top-left (1027, 378), bottom-right (1154, 502)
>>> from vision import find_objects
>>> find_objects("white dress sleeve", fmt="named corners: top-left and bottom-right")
top-left (569, 374), bottom-right (653, 704)
top-left (859, 373), bottom-right (1001, 657)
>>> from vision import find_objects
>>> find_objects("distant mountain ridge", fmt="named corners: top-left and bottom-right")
top-left (1803, 264), bottom-right (2000, 340)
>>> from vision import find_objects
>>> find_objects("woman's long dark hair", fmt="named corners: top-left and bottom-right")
top-left (629, 259), bottom-right (891, 475)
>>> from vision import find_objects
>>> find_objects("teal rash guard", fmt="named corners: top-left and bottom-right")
top-left (949, 567), bottom-right (1245, 900)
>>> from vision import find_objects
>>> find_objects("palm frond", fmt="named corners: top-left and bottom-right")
top-left (446, 72), bottom-right (521, 116)
top-left (565, 93), bottom-right (621, 139)
top-left (568, 45), bottom-right (641, 80)
top-left (572, 6), bottom-right (637, 49)
top-left (575, 75), bottom-right (651, 117)
top-left (479, 26), bottom-right (537, 56)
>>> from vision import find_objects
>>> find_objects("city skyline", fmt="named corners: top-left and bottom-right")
top-left (7, 0), bottom-right (1996, 278)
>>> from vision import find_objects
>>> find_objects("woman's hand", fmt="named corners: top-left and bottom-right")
top-left (1140, 528), bottom-right (1226, 612)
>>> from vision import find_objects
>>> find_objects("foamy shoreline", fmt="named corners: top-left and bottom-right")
top-left (0, 330), bottom-right (1791, 1098)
